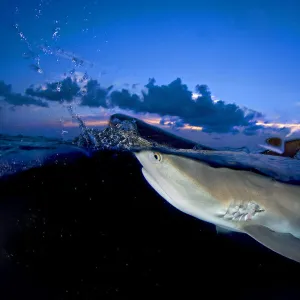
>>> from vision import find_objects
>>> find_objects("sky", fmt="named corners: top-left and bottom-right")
top-left (0, 0), bottom-right (300, 147)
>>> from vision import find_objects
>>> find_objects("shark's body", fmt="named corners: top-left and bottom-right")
top-left (135, 150), bottom-right (300, 263)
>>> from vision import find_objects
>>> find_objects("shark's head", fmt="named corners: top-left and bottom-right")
top-left (135, 150), bottom-right (300, 264)
top-left (134, 150), bottom-right (222, 218)
top-left (134, 150), bottom-right (170, 201)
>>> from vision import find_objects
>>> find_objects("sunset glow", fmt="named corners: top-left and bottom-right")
top-left (64, 120), bottom-right (109, 128)
top-left (61, 116), bottom-right (300, 135)
top-left (256, 121), bottom-right (300, 129)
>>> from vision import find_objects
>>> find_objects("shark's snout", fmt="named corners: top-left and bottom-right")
top-left (134, 150), bottom-right (157, 169)
top-left (133, 151), bottom-right (146, 167)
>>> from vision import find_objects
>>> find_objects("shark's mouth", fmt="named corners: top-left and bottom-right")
top-left (141, 168), bottom-right (174, 204)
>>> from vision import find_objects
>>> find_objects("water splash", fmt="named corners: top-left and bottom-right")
top-left (30, 56), bottom-right (43, 74)
top-left (13, 24), bottom-right (32, 50)
top-left (22, 50), bottom-right (37, 60)
top-left (56, 82), bottom-right (62, 92)
top-left (52, 27), bottom-right (61, 40)
top-left (39, 44), bottom-right (93, 68)
top-left (67, 106), bottom-right (98, 149)
top-left (12, 0), bottom-right (98, 83)
top-left (34, 0), bottom-right (51, 19)
top-left (13, 23), bottom-right (44, 74)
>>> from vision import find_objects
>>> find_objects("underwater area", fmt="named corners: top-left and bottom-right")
top-left (1, 1), bottom-right (300, 299)
top-left (1, 115), bottom-right (300, 299)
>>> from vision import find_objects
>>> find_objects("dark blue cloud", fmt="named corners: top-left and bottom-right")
top-left (80, 80), bottom-right (113, 108)
top-left (26, 77), bottom-right (80, 102)
top-left (25, 77), bottom-right (113, 108)
top-left (110, 88), bottom-right (142, 110)
top-left (106, 78), bottom-right (264, 134)
top-left (0, 81), bottom-right (12, 95)
top-left (11, 76), bottom-right (266, 134)
top-left (5, 93), bottom-right (49, 107)
top-left (0, 80), bottom-right (48, 108)
top-left (141, 78), bottom-right (194, 118)
top-left (242, 123), bottom-right (265, 136)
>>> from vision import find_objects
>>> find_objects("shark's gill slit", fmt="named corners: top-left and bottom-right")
top-left (220, 201), bottom-right (265, 221)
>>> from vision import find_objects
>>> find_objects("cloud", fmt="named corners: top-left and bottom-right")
top-left (241, 123), bottom-right (265, 136)
top-left (256, 121), bottom-right (300, 138)
top-left (3, 74), bottom-right (298, 137)
top-left (296, 102), bottom-right (300, 107)
top-left (5, 93), bottom-right (48, 107)
top-left (80, 79), bottom-right (113, 108)
top-left (25, 77), bottom-right (80, 102)
top-left (25, 76), bottom-right (113, 108)
top-left (159, 115), bottom-right (185, 130)
top-left (0, 80), bottom-right (48, 108)
top-left (110, 88), bottom-right (142, 110)
top-left (105, 78), bottom-right (264, 134)
top-left (0, 81), bottom-right (12, 95)
top-left (24, 76), bottom-right (265, 134)
top-left (4, 75), bottom-right (269, 134)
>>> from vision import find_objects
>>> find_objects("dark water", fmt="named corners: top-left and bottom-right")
top-left (1, 150), bottom-right (300, 299)
top-left (1, 116), bottom-right (300, 299)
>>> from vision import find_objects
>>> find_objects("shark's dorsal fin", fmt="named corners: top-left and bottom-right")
top-left (243, 224), bottom-right (300, 263)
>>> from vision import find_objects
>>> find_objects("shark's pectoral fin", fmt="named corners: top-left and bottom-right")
top-left (243, 224), bottom-right (300, 263)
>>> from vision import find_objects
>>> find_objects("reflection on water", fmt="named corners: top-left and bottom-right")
top-left (1, 112), bottom-right (300, 184)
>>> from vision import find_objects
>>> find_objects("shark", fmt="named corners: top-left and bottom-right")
top-left (134, 149), bottom-right (300, 263)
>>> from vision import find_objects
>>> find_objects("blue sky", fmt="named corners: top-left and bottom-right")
top-left (0, 0), bottom-right (300, 142)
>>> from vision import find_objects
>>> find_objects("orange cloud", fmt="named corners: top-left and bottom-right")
top-left (183, 124), bottom-right (203, 131)
top-left (142, 117), bottom-right (161, 125)
top-left (256, 121), bottom-right (300, 137)
top-left (256, 121), bottom-right (300, 130)
top-left (256, 121), bottom-right (300, 129)
top-left (142, 117), bottom-right (203, 131)
top-left (64, 120), bottom-right (108, 127)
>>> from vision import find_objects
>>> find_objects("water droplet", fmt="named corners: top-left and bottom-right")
top-left (30, 64), bottom-right (43, 74)
top-left (56, 82), bottom-right (62, 92)
top-left (52, 27), bottom-right (61, 40)
top-left (71, 57), bottom-right (84, 67)
top-left (22, 51), bottom-right (36, 59)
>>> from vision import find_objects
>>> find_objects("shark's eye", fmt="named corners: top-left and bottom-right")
top-left (150, 152), bottom-right (162, 163)
top-left (154, 153), bottom-right (161, 161)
